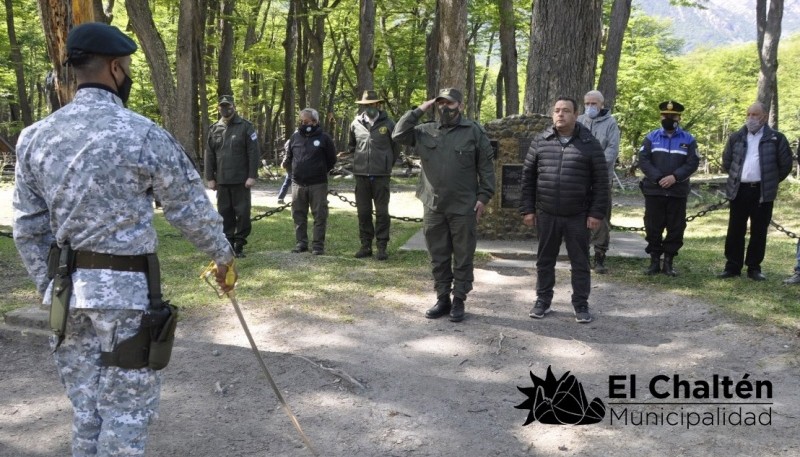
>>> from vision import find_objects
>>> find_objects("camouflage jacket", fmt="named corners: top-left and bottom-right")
top-left (13, 87), bottom-right (234, 310)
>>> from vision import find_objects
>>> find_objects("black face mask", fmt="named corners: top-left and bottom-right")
top-left (111, 66), bottom-right (133, 105)
top-left (438, 106), bottom-right (460, 126)
top-left (661, 118), bottom-right (678, 131)
top-left (219, 106), bottom-right (235, 119)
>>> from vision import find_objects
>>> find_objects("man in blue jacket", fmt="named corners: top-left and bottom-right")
top-left (638, 100), bottom-right (700, 276)
top-left (717, 102), bottom-right (793, 281)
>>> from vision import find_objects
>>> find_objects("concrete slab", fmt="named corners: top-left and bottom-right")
top-left (400, 229), bottom-right (648, 268)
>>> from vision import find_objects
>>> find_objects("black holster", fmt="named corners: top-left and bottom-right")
top-left (99, 253), bottom-right (179, 370)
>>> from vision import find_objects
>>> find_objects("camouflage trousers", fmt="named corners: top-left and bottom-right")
top-left (51, 309), bottom-right (162, 456)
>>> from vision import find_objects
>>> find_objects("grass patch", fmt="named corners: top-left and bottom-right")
top-left (610, 178), bottom-right (800, 328)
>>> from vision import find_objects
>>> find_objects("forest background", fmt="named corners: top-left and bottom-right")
top-left (0, 0), bottom-right (798, 174)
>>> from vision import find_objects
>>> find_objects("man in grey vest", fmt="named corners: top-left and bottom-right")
top-left (348, 90), bottom-right (401, 260)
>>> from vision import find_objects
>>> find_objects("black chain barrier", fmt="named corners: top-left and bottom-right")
top-left (4, 193), bottom-right (797, 241)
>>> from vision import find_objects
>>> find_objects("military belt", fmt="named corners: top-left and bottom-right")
top-left (74, 251), bottom-right (148, 272)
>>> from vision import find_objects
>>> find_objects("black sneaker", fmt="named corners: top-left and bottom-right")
top-left (574, 306), bottom-right (593, 323)
top-left (529, 300), bottom-right (551, 319)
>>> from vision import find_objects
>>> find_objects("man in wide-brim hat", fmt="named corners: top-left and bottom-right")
top-left (347, 89), bottom-right (401, 260)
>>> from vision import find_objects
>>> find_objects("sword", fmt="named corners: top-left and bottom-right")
top-left (201, 262), bottom-right (318, 456)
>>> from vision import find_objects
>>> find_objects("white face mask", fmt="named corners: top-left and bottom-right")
top-left (585, 106), bottom-right (599, 119)
top-left (746, 117), bottom-right (765, 134)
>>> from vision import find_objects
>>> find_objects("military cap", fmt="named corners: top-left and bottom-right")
top-left (66, 22), bottom-right (137, 62)
top-left (435, 88), bottom-right (463, 104)
top-left (659, 100), bottom-right (685, 115)
top-left (218, 95), bottom-right (235, 106)
top-left (355, 90), bottom-right (383, 104)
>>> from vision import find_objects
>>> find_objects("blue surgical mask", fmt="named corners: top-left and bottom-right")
top-left (585, 106), bottom-right (599, 119)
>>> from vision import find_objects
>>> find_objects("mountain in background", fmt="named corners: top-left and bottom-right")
top-left (635, 0), bottom-right (800, 53)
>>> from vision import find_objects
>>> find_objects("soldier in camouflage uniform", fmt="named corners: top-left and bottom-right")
top-left (204, 95), bottom-right (260, 258)
top-left (12, 23), bottom-right (236, 456)
top-left (392, 88), bottom-right (495, 323)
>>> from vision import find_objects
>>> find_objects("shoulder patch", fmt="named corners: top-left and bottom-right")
top-left (379, 126), bottom-right (389, 135)
top-left (250, 132), bottom-right (258, 141)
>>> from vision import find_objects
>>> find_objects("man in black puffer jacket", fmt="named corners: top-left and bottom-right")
top-left (717, 102), bottom-right (793, 281)
top-left (520, 97), bottom-right (609, 324)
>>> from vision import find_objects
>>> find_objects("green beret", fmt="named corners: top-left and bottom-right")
top-left (66, 22), bottom-right (137, 62)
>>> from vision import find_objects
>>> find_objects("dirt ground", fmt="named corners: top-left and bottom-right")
top-left (2, 184), bottom-right (799, 456)
top-left (2, 261), bottom-right (799, 457)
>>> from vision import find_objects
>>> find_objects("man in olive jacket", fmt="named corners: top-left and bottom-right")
top-left (717, 102), bottom-right (793, 281)
top-left (392, 87), bottom-right (495, 323)
top-left (520, 97), bottom-right (608, 324)
top-left (205, 95), bottom-right (260, 257)
top-left (347, 90), bottom-right (401, 260)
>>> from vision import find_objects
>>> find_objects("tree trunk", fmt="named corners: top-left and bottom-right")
top-left (495, 69), bottom-right (504, 119)
top-left (37, 0), bottom-right (83, 110)
top-left (126, 0), bottom-right (177, 132)
top-left (498, 0), bottom-right (518, 116)
top-left (175, 0), bottom-right (203, 165)
top-left (357, 0), bottom-right (376, 94)
top-left (756, 0), bottom-right (783, 128)
top-left (92, 0), bottom-right (113, 23)
top-left (597, 0), bottom-right (631, 113)
top-left (437, 0), bottom-right (468, 90)
top-left (524, 0), bottom-right (602, 114)
top-left (425, 2), bottom-right (440, 102)
top-left (283, 0), bottom-right (298, 138)
top-left (5, 0), bottom-right (33, 126)
top-left (217, 0), bottom-right (235, 97)
top-left (466, 52), bottom-right (476, 118)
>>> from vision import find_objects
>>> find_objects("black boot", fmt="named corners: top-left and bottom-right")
top-left (594, 251), bottom-right (608, 274)
top-left (644, 254), bottom-right (661, 275)
top-left (354, 242), bottom-right (372, 258)
top-left (449, 297), bottom-right (465, 322)
top-left (376, 246), bottom-right (388, 261)
top-left (234, 242), bottom-right (246, 258)
top-left (425, 295), bottom-right (451, 319)
top-left (662, 254), bottom-right (677, 277)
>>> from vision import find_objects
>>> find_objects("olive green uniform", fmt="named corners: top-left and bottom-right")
top-left (392, 107), bottom-right (495, 299)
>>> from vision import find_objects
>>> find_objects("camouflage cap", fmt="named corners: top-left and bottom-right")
top-left (66, 22), bottom-right (137, 62)
top-left (435, 88), bottom-right (463, 104)
top-left (218, 95), bottom-right (235, 106)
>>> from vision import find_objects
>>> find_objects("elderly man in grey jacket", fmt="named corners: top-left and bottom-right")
top-left (577, 90), bottom-right (620, 274)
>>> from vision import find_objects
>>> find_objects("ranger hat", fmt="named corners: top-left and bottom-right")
top-left (218, 95), bottom-right (235, 106)
top-left (659, 100), bottom-right (685, 115)
top-left (435, 88), bottom-right (463, 104)
top-left (355, 90), bottom-right (383, 104)
top-left (66, 22), bottom-right (137, 63)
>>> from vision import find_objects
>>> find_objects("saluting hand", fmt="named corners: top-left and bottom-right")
top-left (419, 99), bottom-right (437, 112)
